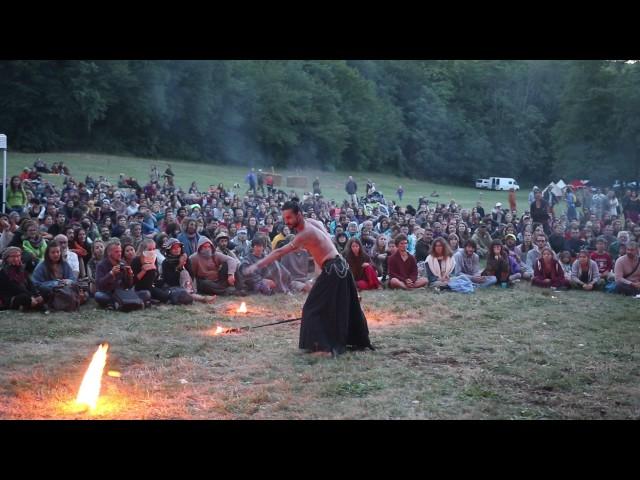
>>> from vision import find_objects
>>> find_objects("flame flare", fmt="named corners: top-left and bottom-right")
top-left (236, 302), bottom-right (247, 313)
top-left (214, 326), bottom-right (225, 335)
top-left (76, 343), bottom-right (109, 411)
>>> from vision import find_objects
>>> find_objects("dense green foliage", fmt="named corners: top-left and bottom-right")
top-left (1, 60), bottom-right (638, 184)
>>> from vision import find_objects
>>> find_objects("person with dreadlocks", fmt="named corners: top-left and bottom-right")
top-left (244, 201), bottom-right (373, 357)
top-left (0, 247), bottom-right (45, 311)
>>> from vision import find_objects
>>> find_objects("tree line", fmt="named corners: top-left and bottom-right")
top-left (1, 60), bottom-right (638, 185)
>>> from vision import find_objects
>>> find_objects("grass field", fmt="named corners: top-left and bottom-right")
top-left (8, 152), bottom-right (533, 212)
top-left (0, 285), bottom-right (638, 419)
top-left (0, 152), bottom-right (634, 420)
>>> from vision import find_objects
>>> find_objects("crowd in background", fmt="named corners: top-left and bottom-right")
top-left (1, 159), bottom-right (639, 313)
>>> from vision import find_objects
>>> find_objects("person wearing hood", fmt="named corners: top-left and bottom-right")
top-left (177, 219), bottom-right (201, 256)
top-left (0, 247), bottom-right (45, 311)
top-left (189, 236), bottom-right (242, 296)
top-left (162, 238), bottom-right (215, 303)
top-left (345, 221), bottom-right (359, 239)
top-left (215, 231), bottom-right (239, 260)
top-left (231, 228), bottom-right (251, 260)
top-left (270, 225), bottom-right (290, 251)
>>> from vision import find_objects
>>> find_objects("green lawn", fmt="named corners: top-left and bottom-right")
top-left (8, 152), bottom-right (533, 212)
top-left (1, 151), bottom-right (627, 419)
top-left (0, 285), bottom-right (638, 419)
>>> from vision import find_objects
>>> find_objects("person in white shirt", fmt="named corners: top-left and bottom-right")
top-left (54, 234), bottom-right (85, 278)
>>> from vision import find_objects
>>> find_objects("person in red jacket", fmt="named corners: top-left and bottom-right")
top-left (532, 246), bottom-right (570, 289)
top-left (388, 234), bottom-right (428, 290)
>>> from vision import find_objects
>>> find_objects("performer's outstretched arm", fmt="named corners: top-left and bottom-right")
top-left (244, 242), bottom-right (298, 275)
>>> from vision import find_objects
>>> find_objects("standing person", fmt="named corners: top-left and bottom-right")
top-left (566, 186), bottom-right (577, 222)
top-left (345, 176), bottom-right (358, 206)
top-left (397, 185), bottom-right (404, 203)
top-left (623, 190), bottom-right (640, 224)
top-left (257, 169), bottom-right (265, 196)
top-left (530, 189), bottom-right (551, 235)
top-left (243, 201), bottom-right (373, 356)
top-left (313, 177), bottom-right (321, 196)
top-left (508, 187), bottom-right (517, 213)
top-left (6, 176), bottom-right (28, 214)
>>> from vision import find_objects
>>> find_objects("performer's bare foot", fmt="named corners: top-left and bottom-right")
top-left (310, 351), bottom-right (333, 358)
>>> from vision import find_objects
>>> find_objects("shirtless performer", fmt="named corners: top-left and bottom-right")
top-left (244, 201), bottom-right (373, 356)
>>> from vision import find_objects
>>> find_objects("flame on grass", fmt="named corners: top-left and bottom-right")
top-left (76, 343), bottom-right (109, 411)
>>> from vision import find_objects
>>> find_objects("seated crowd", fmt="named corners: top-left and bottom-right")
top-left (1, 165), bottom-right (639, 313)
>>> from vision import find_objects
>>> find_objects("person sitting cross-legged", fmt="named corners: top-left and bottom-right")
top-left (0, 247), bottom-right (45, 311)
top-left (425, 237), bottom-right (455, 290)
top-left (343, 237), bottom-right (382, 290)
top-left (482, 240), bottom-right (512, 287)
top-left (453, 239), bottom-right (498, 288)
top-left (95, 238), bottom-right (151, 308)
top-left (240, 235), bottom-right (291, 295)
top-left (531, 246), bottom-right (571, 290)
top-left (32, 240), bottom-right (87, 307)
top-left (570, 249), bottom-right (601, 291)
top-left (614, 240), bottom-right (640, 296)
top-left (388, 234), bottom-right (428, 290)
top-left (279, 234), bottom-right (314, 293)
top-left (189, 236), bottom-right (243, 296)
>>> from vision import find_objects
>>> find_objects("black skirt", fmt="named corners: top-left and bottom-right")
top-left (299, 256), bottom-right (373, 354)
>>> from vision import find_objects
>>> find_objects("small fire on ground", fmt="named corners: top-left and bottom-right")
top-left (76, 343), bottom-right (109, 412)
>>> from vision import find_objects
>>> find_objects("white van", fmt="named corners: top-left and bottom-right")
top-left (475, 178), bottom-right (490, 189)
top-left (489, 177), bottom-right (519, 191)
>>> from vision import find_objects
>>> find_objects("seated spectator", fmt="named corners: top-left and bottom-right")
top-left (609, 230), bottom-right (630, 260)
top-left (371, 234), bottom-right (389, 280)
top-left (425, 238), bottom-right (455, 290)
top-left (21, 220), bottom-right (47, 263)
top-left (131, 238), bottom-right (169, 303)
top-left (189, 236), bottom-right (242, 296)
top-left (0, 247), bottom-right (45, 311)
top-left (54, 234), bottom-right (85, 279)
top-left (471, 222), bottom-right (492, 258)
top-left (614, 241), bottom-right (640, 296)
top-left (388, 234), bottom-right (428, 290)
top-left (564, 226), bottom-right (585, 259)
top-left (279, 235), bottom-right (313, 293)
top-left (454, 239), bottom-right (497, 288)
top-left (558, 251), bottom-right (573, 282)
top-left (482, 240), bottom-right (512, 286)
top-left (122, 241), bottom-right (136, 266)
top-left (591, 236), bottom-right (615, 283)
top-left (532, 247), bottom-right (570, 289)
top-left (333, 231), bottom-right (348, 253)
top-left (240, 235), bottom-right (291, 295)
top-left (571, 249), bottom-right (601, 291)
top-left (526, 233), bottom-right (550, 275)
top-left (32, 241), bottom-right (86, 306)
top-left (414, 228), bottom-right (433, 263)
top-left (161, 238), bottom-right (215, 303)
top-left (95, 239), bottom-right (151, 308)
top-left (447, 233), bottom-right (461, 254)
top-left (177, 219), bottom-right (201, 257)
top-left (86, 240), bottom-right (105, 296)
top-left (344, 237), bottom-right (382, 291)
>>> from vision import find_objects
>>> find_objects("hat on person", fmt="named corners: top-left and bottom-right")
top-left (215, 231), bottom-right (229, 242)
top-left (191, 204), bottom-right (201, 210)
top-left (495, 202), bottom-right (502, 207)
top-left (237, 228), bottom-right (247, 235)
top-left (2, 246), bottom-right (22, 262)
top-left (505, 234), bottom-right (517, 241)
top-left (163, 238), bottom-right (183, 250)
top-left (103, 199), bottom-right (111, 205)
